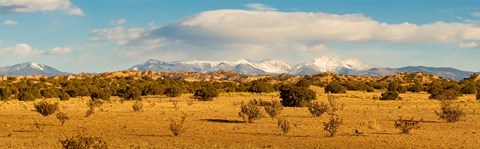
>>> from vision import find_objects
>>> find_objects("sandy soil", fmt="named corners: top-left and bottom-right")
top-left (1, 88), bottom-right (479, 148)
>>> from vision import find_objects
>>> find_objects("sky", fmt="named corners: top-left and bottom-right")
top-left (1, 0), bottom-right (480, 73)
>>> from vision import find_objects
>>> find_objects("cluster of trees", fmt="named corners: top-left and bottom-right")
top-left (0, 76), bottom-right (280, 101)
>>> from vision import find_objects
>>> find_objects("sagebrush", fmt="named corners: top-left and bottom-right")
top-left (169, 114), bottom-right (187, 136)
top-left (59, 134), bottom-right (108, 149)
top-left (34, 101), bottom-right (59, 116)
top-left (435, 100), bottom-right (464, 123)
top-left (238, 101), bottom-right (263, 123)
top-left (394, 117), bottom-right (420, 134)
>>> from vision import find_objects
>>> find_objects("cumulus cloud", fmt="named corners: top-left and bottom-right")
top-left (49, 47), bottom-right (72, 55)
top-left (459, 42), bottom-right (479, 48)
top-left (110, 19), bottom-right (127, 25)
top-left (2, 20), bottom-right (17, 25)
top-left (5, 43), bottom-right (39, 55)
top-left (245, 3), bottom-right (277, 11)
top-left (89, 9), bottom-right (480, 60)
top-left (0, 0), bottom-right (84, 16)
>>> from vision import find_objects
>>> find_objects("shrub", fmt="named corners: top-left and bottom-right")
top-left (296, 80), bottom-right (312, 88)
top-left (169, 114), bottom-right (187, 136)
top-left (323, 114), bottom-right (342, 137)
top-left (132, 100), bottom-right (144, 112)
top-left (380, 91), bottom-right (401, 100)
top-left (429, 90), bottom-right (461, 100)
top-left (477, 93), bottom-right (480, 100)
top-left (58, 92), bottom-right (70, 101)
top-left (193, 88), bottom-right (219, 101)
top-left (460, 83), bottom-right (477, 94)
top-left (248, 81), bottom-right (275, 93)
top-left (277, 118), bottom-right (292, 135)
top-left (56, 112), bottom-right (70, 126)
top-left (249, 99), bottom-right (271, 106)
top-left (41, 88), bottom-right (58, 98)
top-left (263, 101), bottom-right (283, 119)
top-left (18, 90), bottom-right (36, 101)
top-left (164, 87), bottom-right (182, 97)
top-left (324, 81), bottom-right (346, 94)
top-left (34, 101), bottom-right (59, 116)
top-left (0, 87), bottom-right (12, 100)
top-left (308, 102), bottom-right (329, 117)
top-left (435, 100), bottom-right (464, 123)
top-left (279, 85), bottom-right (316, 107)
top-left (121, 86), bottom-right (142, 100)
top-left (394, 117), bottom-right (420, 134)
top-left (408, 83), bottom-right (423, 93)
top-left (90, 90), bottom-right (111, 101)
top-left (59, 134), bottom-right (108, 149)
top-left (238, 101), bottom-right (263, 123)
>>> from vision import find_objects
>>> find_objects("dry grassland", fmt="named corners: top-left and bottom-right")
top-left (1, 86), bottom-right (479, 148)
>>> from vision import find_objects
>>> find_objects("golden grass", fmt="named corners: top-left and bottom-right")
top-left (0, 88), bottom-right (479, 148)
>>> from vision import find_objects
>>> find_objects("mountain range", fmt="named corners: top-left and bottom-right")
top-left (0, 57), bottom-right (477, 80)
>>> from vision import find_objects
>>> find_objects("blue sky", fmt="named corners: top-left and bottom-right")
top-left (1, 0), bottom-right (480, 73)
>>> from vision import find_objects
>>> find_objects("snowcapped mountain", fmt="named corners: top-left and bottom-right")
top-left (130, 59), bottom-right (292, 75)
top-left (130, 57), bottom-right (371, 75)
top-left (0, 62), bottom-right (69, 76)
top-left (289, 56), bottom-right (373, 75)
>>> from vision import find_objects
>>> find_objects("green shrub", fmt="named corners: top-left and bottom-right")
top-left (164, 87), bottom-right (182, 97)
top-left (58, 92), bottom-right (70, 101)
top-left (280, 85), bottom-right (316, 107)
top-left (0, 87), bottom-right (12, 100)
top-left (435, 100), bottom-right (464, 123)
top-left (121, 86), bottom-right (142, 100)
top-left (34, 101), bottom-right (59, 116)
top-left (324, 81), bottom-right (346, 94)
top-left (18, 90), bottom-right (36, 101)
top-left (296, 80), bottom-right (312, 88)
top-left (307, 102), bottom-right (329, 117)
top-left (248, 81), bottom-right (275, 93)
top-left (238, 101), bottom-right (263, 123)
top-left (408, 83), bottom-right (423, 93)
top-left (193, 88), bottom-right (219, 101)
top-left (429, 90), bottom-right (461, 100)
top-left (380, 91), bottom-right (401, 100)
top-left (460, 83), bottom-right (477, 94)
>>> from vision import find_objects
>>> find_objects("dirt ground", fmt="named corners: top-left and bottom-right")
top-left (1, 87), bottom-right (480, 148)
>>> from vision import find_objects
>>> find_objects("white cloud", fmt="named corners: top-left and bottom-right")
top-left (459, 42), bottom-right (479, 48)
top-left (5, 43), bottom-right (37, 55)
top-left (90, 27), bottom-right (147, 45)
top-left (2, 20), bottom-right (17, 25)
top-left (49, 47), bottom-right (71, 54)
top-left (245, 3), bottom-right (277, 11)
top-left (472, 12), bottom-right (480, 17)
top-left (110, 19), bottom-right (127, 25)
top-left (0, 0), bottom-right (84, 16)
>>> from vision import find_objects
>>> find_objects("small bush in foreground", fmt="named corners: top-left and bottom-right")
top-left (56, 112), bottom-right (70, 126)
top-left (308, 102), bottom-right (329, 117)
top-left (435, 100), bottom-right (464, 123)
top-left (263, 101), bottom-right (283, 119)
top-left (277, 118), bottom-right (292, 135)
top-left (238, 101), bottom-right (263, 123)
top-left (132, 100), bottom-right (144, 112)
top-left (323, 114), bottom-right (342, 137)
top-left (169, 114), bottom-right (187, 136)
top-left (394, 117), bottom-right (420, 134)
top-left (59, 134), bottom-right (108, 149)
top-left (34, 101), bottom-right (59, 116)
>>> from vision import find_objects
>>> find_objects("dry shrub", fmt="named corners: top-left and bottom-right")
top-left (59, 134), bottom-right (108, 149)
top-left (308, 102), bottom-right (329, 117)
top-left (85, 109), bottom-right (94, 117)
top-left (34, 101), bottom-right (59, 116)
top-left (263, 101), bottom-right (283, 119)
top-left (327, 93), bottom-right (343, 112)
top-left (394, 117), bottom-right (420, 134)
top-left (85, 100), bottom-right (104, 117)
top-left (238, 101), bottom-right (263, 123)
top-left (170, 99), bottom-right (179, 110)
top-left (56, 112), bottom-right (70, 126)
top-left (323, 114), bottom-right (342, 137)
top-left (132, 100), bottom-right (143, 112)
top-left (169, 114), bottom-right (187, 136)
top-left (277, 118), bottom-right (291, 135)
top-left (435, 100), bottom-right (464, 123)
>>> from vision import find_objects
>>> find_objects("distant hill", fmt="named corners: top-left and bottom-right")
top-left (0, 62), bottom-right (70, 76)
top-left (130, 57), bottom-right (477, 80)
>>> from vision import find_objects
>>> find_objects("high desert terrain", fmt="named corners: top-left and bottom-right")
top-left (0, 79), bottom-right (479, 148)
